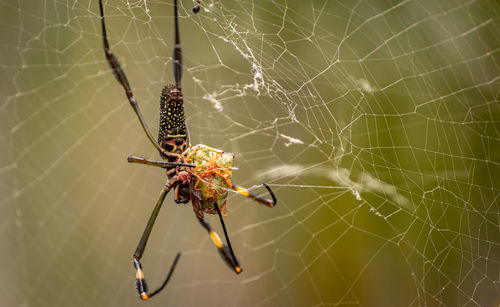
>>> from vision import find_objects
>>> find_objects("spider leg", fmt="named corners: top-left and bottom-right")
top-left (173, 0), bottom-right (182, 89)
top-left (98, 0), bottom-right (178, 160)
top-left (213, 201), bottom-right (239, 266)
top-left (196, 207), bottom-right (242, 274)
top-left (127, 155), bottom-right (195, 168)
top-left (133, 177), bottom-right (180, 300)
top-left (231, 183), bottom-right (277, 207)
top-left (185, 121), bottom-right (191, 145)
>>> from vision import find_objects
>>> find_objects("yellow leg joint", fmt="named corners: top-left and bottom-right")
top-left (136, 268), bottom-right (145, 280)
top-left (236, 187), bottom-right (250, 197)
top-left (209, 231), bottom-right (223, 248)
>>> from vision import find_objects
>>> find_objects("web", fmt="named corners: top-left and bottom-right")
top-left (2, 0), bottom-right (499, 306)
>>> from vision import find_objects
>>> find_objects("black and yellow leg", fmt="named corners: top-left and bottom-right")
top-left (231, 183), bottom-right (277, 207)
top-left (197, 205), bottom-right (242, 274)
top-left (133, 254), bottom-right (180, 300)
top-left (133, 178), bottom-right (180, 300)
top-left (98, 0), bottom-right (178, 160)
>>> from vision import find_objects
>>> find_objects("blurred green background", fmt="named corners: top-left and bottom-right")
top-left (1, 0), bottom-right (499, 306)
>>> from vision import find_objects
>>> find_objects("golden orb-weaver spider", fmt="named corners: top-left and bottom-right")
top-left (99, 0), bottom-right (277, 300)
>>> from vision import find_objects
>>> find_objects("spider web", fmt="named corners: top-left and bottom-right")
top-left (2, 0), bottom-right (500, 306)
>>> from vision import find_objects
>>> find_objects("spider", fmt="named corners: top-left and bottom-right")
top-left (98, 0), bottom-right (277, 300)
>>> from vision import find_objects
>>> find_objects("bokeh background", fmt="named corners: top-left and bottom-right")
top-left (1, 0), bottom-right (499, 306)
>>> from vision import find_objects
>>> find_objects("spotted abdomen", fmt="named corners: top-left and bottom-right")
top-left (158, 84), bottom-right (187, 153)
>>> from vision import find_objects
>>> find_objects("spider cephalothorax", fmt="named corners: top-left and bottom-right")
top-left (99, 0), bottom-right (277, 301)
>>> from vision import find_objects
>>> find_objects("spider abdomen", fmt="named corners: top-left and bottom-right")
top-left (158, 84), bottom-right (187, 153)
